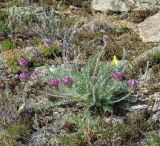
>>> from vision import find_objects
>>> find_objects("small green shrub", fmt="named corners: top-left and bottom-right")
top-left (56, 111), bottom-right (159, 146)
top-left (145, 131), bottom-right (160, 146)
top-left (148, 51), bottom-right (160, 65)
top-left (59, 134), bottom-right (72, 145)
top-left (7, 123), bottom-right (29, 138)
top-left (60, 133), bottom-right (87, 146)
top-left (58, 111), bottom-right (100, 145)
top-left (6, 57), bottom-right (20, 73)
top-left (60, 16), bottom-right (77, 28)
top-left (39, 40), bottom-right (62, 57)
top-left (1, 39), bottom-right (16, 51)
top-left (4, 50), bottom-right (27, 73)
top-left (114, 24), bottom-right (129, 34)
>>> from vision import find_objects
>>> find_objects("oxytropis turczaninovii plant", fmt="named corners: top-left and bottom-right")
top-left (43, 35), bottom-right (138, 113)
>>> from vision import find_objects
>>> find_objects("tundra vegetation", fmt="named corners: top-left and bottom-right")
top-left (0, 0), bottom-right (160, 146)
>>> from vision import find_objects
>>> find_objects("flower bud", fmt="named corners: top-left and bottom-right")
top-left (91, 76), bottom-right (98, 84)
top-left (112, 71), bottom-right (123, 80)
top-left (103, 35), bottom-right (108, 45)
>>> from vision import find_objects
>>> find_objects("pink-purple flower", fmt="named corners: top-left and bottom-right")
top-left (62, 76), bottom-right (73, 87)
top-left (56, 41), bottom-right (62, 48)
top-left (127, 79), bottom-right (139, 88)
top-left (43, 37), bottom-right (52, 48)
top-left (31, 70), bottom-right (39, 78)
top-left (19, 72), bottom-right (28, 81)
top-left (49, 78), bottom-right (60, 87)
top-left (62, 41), bottom-right (69, 49)
top-left (112, 71), bottom-right (123, 80)
top-left (18, 58), bottom-right (28, 67)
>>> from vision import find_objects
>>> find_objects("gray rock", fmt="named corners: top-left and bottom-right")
top-left (148, 92), bottom-right (160, 121)
top-left (104, 116), bottom-right (123, 124)
top-left (128, 104), bottom-right (148, 112)
top-left (92, 0), bottom-right (129, 12)
top-left (80, 21), bottom-right (111, 32)
top-left (29, 127), bottom-right (52, 146)
top-left (24, 46), bottom-right (43, 60)
top-left (151, 111), bottom-right (160, 121)
top-left (92, 0), bottom-right (160, 12)
top-left (82, 22), bottom-right (99, 32)
top-left (149, 92), bottom-right (160, 111)
top-left (130, 0), bottom-right (160, 9)
top-left (31, 65), bottom-right (56, 79)
top-left (138, 12), bottom-right (160, 42)
top-left (0, 107), bottom-right (17, 124)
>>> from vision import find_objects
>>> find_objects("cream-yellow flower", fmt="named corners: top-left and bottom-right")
top-left (112, 55), bottom-right (118, 65)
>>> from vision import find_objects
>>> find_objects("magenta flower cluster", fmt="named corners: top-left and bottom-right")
top-left (18, 58), bottom-right (28, 67)
top-left (56, 41), bottom-right (62, 48)
top-left (49, 78), bottom-right (60, 87)
top-left (62, 41), bottom-right (69, 49)
top-left (49, 76), bottom-right (73, 87)
top-left (18, 58), bottom-right (29, 81)
top-left (43, 37), bottom-right (70, 49)
top-left (19, 72), bottom-right (28, 81)
top-left (62, 76), bottom-right (73, 86)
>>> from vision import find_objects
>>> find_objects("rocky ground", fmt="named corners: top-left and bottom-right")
top-left (0, 0), bottom-right (160, 146)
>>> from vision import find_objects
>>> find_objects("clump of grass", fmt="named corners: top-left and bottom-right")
top-left (7, 123), bottom-right (29, 138)
top-left (38, 39), bottom-right (62, 58)
top-left (114, 24), bottom-right (129, 34)
top-left (1, 38), bottom-right (16, 51)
